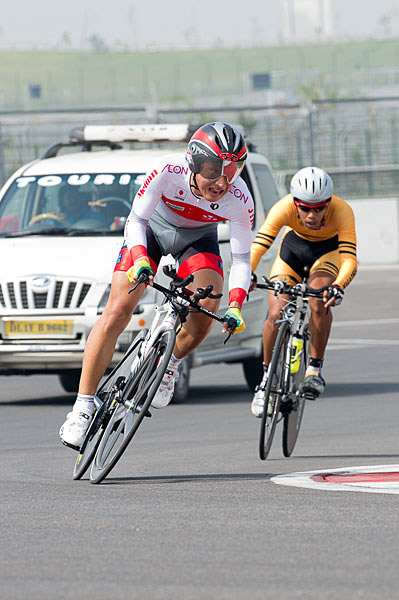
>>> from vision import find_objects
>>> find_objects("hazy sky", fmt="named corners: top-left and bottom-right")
top-left (1, 0), bottom-right (399, 50)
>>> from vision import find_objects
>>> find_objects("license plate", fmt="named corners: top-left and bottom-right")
top-left (4, 320), bottom-right (74, 336)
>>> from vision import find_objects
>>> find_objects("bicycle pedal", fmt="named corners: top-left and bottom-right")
top-left (136, 405), bottom-right (152, 417)
top-left (302, 391), bottom-right (318, 400)
top-left (279, 398), bottom-right (293, 413)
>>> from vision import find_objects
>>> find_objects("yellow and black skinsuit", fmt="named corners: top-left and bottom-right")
top-left (251, 194), bottom-right (357, 288)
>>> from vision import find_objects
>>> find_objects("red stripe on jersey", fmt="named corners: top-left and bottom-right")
top-left (229, 287), bottom-right (247, 308)
top-left (114, 246), bottom-right (158, 274)
top-left (178, 252), bottom-right (224, 279)
top-left (130, 244), bottom-right (148, 263)
top-left (161, 195), bottom-right (226, 223)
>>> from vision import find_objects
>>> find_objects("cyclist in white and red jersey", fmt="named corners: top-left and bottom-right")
top-left (60, 122), bottom-right (254, 449)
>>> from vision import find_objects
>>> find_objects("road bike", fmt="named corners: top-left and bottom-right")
top-left (256, 273), bottom-right (326, 460)
top-left (73, 265), bottom-right (237, 484)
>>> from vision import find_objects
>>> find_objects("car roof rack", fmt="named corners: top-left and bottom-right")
top-left (40, 124), bottom-right (192, 160)
top-left (70, 123), bottom-right (191, 144)
top-left (40, 123), bottom-right (251, 160)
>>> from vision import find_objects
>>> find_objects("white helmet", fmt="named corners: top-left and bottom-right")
top-left (290, 166), bottom-right (333, 204)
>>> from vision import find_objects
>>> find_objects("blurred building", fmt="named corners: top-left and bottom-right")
top-left (280, 0), bottom-right (333, 43)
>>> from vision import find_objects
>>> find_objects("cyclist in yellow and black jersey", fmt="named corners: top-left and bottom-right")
top-left (250, 166), bottom-right (357, 418)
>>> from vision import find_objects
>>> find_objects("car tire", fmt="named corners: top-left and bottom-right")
top-left (242, 354), bottom-right (263, 392)
top-left (59, 370), bottom-right (81, 393)
top-left (171, 355), bottom-right (192, 403)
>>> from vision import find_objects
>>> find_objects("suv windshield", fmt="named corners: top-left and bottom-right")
top-left (0, 173), bottom-right (144, 236)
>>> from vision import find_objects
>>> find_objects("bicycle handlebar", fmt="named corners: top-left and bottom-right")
top-left (256, 276), bottom-right (327, 300)
top-left (129, 266), bottom-right (232, 331)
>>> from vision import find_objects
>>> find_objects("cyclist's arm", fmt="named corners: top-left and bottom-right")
top-left (334, 201), bottom-right (358, 289)
top-left (219, 193), bottom-right (254, 335)
top-left (228, 193), bottom-right (254, 308)
top-left (124, 163), bottom-right (165, 261)
top-left (228, 250), bottom-right (251, 308)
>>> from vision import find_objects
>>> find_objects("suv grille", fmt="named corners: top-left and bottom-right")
top-left (0, 278), bottom-right (92, 310)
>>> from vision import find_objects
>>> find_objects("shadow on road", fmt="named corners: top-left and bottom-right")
top-left (187, 381), bottom-right (399, 402)
top-left (185, 385), bottom-right (250, 404)
top-left (0, 395), bottom-right (74, 406)
top-left (2, 381), bottom-right (397, 407)
top-left (293, 453), bottom-right (399, 461)
top-left (1, 385), bottom-right (251, 406)
top-left (94, 472), bottom-right (271, 486)
top-left (324, 382), bottom-right (399, 398)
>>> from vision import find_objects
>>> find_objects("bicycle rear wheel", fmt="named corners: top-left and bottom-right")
top-left (73, 330), bottom-right (147, 480)
top-left (259, 321), bottom-right (290, 460)
top-left (90, 328), bottom-right (176, 484)
top-left (282, 326), bottom-right (309, 457)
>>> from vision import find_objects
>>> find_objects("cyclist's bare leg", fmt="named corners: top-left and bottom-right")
top-left (78, 271), bottom-right (145, 395)
top-left (307, 270), bottom-right (334, 359)
top-left (173, 269), bottom-right (223, 359)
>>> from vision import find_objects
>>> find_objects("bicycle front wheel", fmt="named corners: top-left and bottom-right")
top-left (282, 326), bottom-right (309, 457)
top-left (73, 329), bottom-right (147, 480)
top-left (259, 321), bottom-right (290, 460)
top-left (90, 328), bottom-right (176, 484)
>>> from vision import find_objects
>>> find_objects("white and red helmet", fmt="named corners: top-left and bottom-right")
top-left (186, 122), bottom-right (247, 184)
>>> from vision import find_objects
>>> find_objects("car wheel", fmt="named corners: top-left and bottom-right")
top-left (171, 355), bottom-right (192, 403)
top-left (59, 370), bottom-right (81, 393)
top-left (242, 354), bottom-right (263, 392)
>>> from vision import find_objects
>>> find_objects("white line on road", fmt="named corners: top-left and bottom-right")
top-left (271, 464), bottom-right (399, 495)
top-left (329, 338), bottom-right (399, 346)
top-left (333, 318), bottom-right (399, 327)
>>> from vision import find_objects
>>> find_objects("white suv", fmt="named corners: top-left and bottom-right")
top-left (0, 124), bottom-right (280, 401)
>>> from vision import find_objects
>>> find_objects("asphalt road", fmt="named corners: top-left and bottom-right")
top-left (1, 266), bottom-right (398, 600)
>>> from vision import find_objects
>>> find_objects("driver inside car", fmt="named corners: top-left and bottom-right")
top-left (58, 187), bottom-right (108, 226)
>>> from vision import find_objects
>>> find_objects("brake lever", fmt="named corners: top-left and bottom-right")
top-left (223, 317), bottom-right (237, 344)
top-left (170, 273), bottom-right (194, 290)
top-left (193, 285), bottom-right (221, 302)
top-left (128, 271), bottom-right (150, 293)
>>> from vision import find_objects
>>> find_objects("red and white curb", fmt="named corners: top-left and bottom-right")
top-left (271, 464), bottom-right (399, 494)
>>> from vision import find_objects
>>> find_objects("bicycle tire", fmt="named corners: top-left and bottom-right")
top-left (72, 330), bottom-right (147, 480)
top-left (90, 328), bottom-right (176, 484)
top-left (259, 321), bottom-right (290, 460)
top-left (282, 326), bottom-right (309, 457)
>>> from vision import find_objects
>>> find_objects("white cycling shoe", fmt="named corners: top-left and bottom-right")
top-left (151, 366), bottom-right (178, 409)
top-left (59, 404), bottom-right (94, 450)
top-left (251, 385), bottom-right (266, 418)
